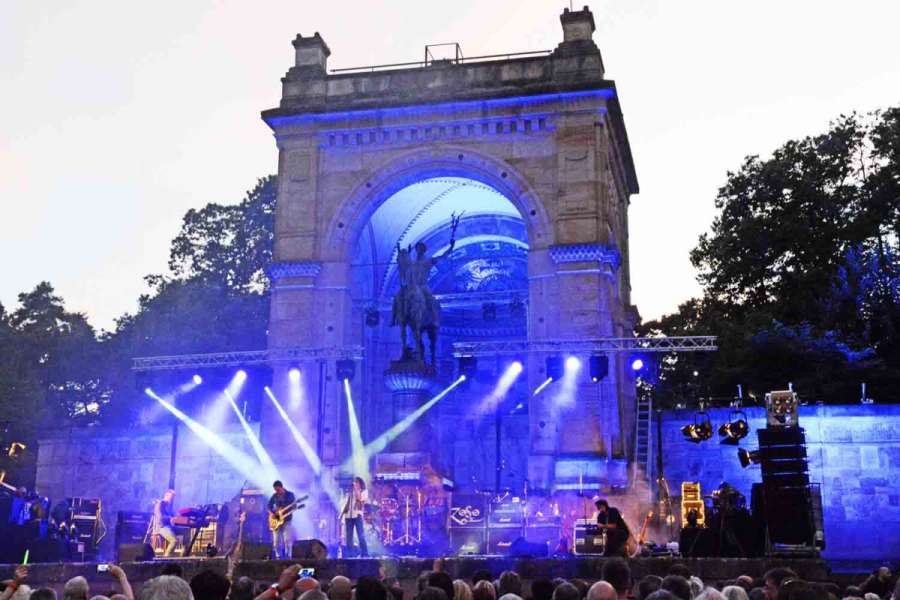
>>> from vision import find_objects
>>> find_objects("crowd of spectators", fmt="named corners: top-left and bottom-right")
top-left (1, 561), bottom-right (897, 600)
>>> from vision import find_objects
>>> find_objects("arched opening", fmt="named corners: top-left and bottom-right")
top-left (349, 176), bottom-right (531, 489)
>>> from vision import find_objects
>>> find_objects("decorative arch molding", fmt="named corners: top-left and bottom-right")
top-left (322, 145), bottom-right (553, 262)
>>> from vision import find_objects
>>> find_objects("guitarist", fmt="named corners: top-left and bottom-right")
top-left (268, 480), bottom-right (296, 559)
top-left (340, 477), bottom-right (369, 557)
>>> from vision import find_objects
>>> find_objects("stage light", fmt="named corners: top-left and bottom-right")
top-left (289, 368), bottom-right (301, 382)
top-left (235, 369), bottom-right (247, 383)
top-left (224, 389), bottom-right (278, 479)
top-left (192, 374), bottom-right (203, 385)
top-left (718, 411), bottom-right (750, 445)
top-left (336, 359), bottom-right (356, 382)
top-left (344, 379), bottom-right (370, 482)
top-left (681, 412), bottom-right (713, 443)
top-left (631, 358), bottom-right (644, 371)
top-left (738, 448), bottom-right (761, 468)
top-left (545, 356), bottom-right (562, 380)
top-left (565, 356), bottom-right (581, 371)
top-left (765, 389), bottom-right (799, 427)
top-left (590, 355), bottom-right (608, 382)
top-left (532, 377), bottom-right (553, 397)
top-left (478, 360), bottom-right (525, 413)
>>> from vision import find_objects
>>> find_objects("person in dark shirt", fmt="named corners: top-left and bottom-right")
top-left (594, 498), bottom-right (630, 557)
top-left (268, 480), bottom-right (296, 559)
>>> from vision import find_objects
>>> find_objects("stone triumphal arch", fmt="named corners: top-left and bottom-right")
top-left (260, 6), bottom-right (639, 514)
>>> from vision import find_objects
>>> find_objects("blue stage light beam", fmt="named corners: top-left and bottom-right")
top-left (552, 356), bottom-right (582, 408)
top-left (532, 377), bottom-right (553, 397)
top-left (288, 368), bottom-right (303, 410)
top-left (264, 386), bottom-right (322, 475)
top-left (478, 361), bottom-right (524, 413)
top-left (140, 377), bottom-right (199, 425)
top-left (224, 389), bottom-right (278, 480)
top-left (340, 375), bottom-right (466, 471)
top-left (145, 388), bottom-right (271, 489)
top-left (343, 379), bottom-right (371, 484)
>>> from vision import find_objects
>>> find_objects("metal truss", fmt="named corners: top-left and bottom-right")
top-left (452, 336), bottom-right (718, 357)
top-left (132, 346), bottom-right (365, 372)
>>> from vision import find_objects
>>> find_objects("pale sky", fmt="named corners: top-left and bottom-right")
top-left (1, 0), bottom-right (898, 332)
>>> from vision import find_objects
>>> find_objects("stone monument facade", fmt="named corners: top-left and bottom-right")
top-left (261, 6), bottom-right (639, 494)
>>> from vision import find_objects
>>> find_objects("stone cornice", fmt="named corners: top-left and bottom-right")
top-left (549, 244), bottom-right (620, 269)
top-left (266, 261), bottom-right (322, 281)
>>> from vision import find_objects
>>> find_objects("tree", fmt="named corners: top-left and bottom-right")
top-left (648, 107), bottom-right (899, 406)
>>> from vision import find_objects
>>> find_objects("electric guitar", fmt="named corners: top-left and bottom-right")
top-left (626, 510), bottom-right (654, 557)
top-left (268, 494), bottom-right (309, 531)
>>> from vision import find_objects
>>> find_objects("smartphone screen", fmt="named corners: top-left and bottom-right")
top-left (97, 564), bottom-right (109, 572)
top-left (300, 568), bottom-right (315, 578)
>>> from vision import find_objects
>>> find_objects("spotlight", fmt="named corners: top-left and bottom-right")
top-left (235, 370), bottom-right (247, 383)
top-left (565, 356), bottom-right (581, 371)
top-left (718, 411), bottom-right (749, 445)
top-left (6, 442), bottom-right (26, 460)
top-left (589, 355), bottom-right (608, 382)
top-left (631, 358), bottom-right (645, 371)
top-left (509, 360), bottom-right (523, 374)
top-left (482, 302), bottom-right (497, 321)
top-left (192, 374), bottom-right (203, 385)
top-left (738, 448), bottom-right (761, 468)
top-left (765, 390), bottom-right (799, 427)
top-left (681, 412), bottom-right (713, 443)
top-left (545, 356), bottom-right (562, 380)
top-left (458, 356), bottom-right (477, 379)
top-left (288, 368), bottom-right (301, 382)
top-left (336, 359), bottom-right (356, 382)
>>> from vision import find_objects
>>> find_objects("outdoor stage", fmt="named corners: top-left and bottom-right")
top-left (2, 556), bottom-right (836, 593)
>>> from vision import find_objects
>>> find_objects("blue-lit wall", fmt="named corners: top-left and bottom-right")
top-left (658, 405), bottom-right (900, 561)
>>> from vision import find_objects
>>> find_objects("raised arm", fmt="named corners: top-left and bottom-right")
top-left (432, 212), bottom-right (463, 262)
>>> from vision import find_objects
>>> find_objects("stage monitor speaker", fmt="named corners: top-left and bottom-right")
top-left (292, 539), bottom-right (328, 560)
top-left (507, 537), bottom-right (548, 558)
top-left (240, 542), bottom-right (272, 560)
top-left (487, 527), bottom-right (521, 555)
top-left (117, 543), bottom-right (155, 562)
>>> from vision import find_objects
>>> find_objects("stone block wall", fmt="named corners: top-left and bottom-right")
top-left (657, 405), bottom-right (900, 561)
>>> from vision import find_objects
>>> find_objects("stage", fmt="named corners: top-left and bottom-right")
top-left (0, 556), bottom-right (837, 592)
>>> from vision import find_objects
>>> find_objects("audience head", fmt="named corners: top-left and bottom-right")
top-left (764, 569), bottom-right (798, 600)
top-left (329, 577), bottom-right (352, 600)
top-left (295, 579), bottom-right (319, 597)
top-left (88, 596), bottom-right (109, 600)
top-left (454, 580), bottom-right (473, 600)
top-left (844, 588), bottom-right (863, 600)
top-left (110, 595), bottom-right (128, 600)
top-left (669, 566), bottom-right (693, 581)
top-left (723, 586), bottom-right (750, 600)
top-left (356, 577), bottom-right (388, 600)
top-left (229, 578), bottom-right (255, 600)
top-left (748, 589), bottom-right (766, 600)
top-left (531, 579), bottom-right (555, 600)
top-left (300, 592), bottom-right (327, 600)
top-left (499, 595), bottom-right (523, 600)
top-left (161, 565), bottom-right (184, 579)
top-left (602, 558), bottom-right (631, 598)
top-left (64, 577), bottom-right (90, 600)
top-left (571, 581), bottom-right (589, 600)
top-left (735, 580), bottom-right (754, 594)
top-left (690, 579), bottom-right (705, 600)
top-left (696, 590), bottom-right (725, 600)
top-left (472, 580), bottom-right (497, 600)
top-left (499, 573), bottom-right (523, 598)
top-left (662, 576), bottom-right (692, 600)
top-left (472, 572), bottom-right (494, 588)
top-left (587, 582), bottom-right (617, 600)
top-left (32, 589), bottom-right (58, 600)
top-left (552, 583), bottom-right (581, 600)
top-left (189, 570), bottom-right (230, 600)
top-left (646, 591), bottom-right (677, 600)
top-left (419, 588), bottom-right (449, 600)
top-left (429, 572), bottom-right (455, 600)
top-left (140, 576), bottom-right (194, 600)
top-left (638, 577), bottom-right (664, 600)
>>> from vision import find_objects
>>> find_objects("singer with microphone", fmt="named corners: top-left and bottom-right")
top-left (340, 476), bottom-right (369, 557)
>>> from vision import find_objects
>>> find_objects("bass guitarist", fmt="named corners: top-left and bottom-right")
top-left (268, 480), bottom-right (295, 559)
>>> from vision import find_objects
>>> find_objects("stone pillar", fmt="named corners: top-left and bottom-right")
top-left (383, 363), bottom-right (438, 454)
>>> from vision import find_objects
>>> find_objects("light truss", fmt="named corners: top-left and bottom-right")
top-left (452, 336), bottom-right (717, 357)
top-left (132, 346), bottom-right (365, 372)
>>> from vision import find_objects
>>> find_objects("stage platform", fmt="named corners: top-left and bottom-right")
top-left (0, 556), bottom-right (835, 592)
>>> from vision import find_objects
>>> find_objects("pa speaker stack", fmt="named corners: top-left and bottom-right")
top-left (753, 427), bottom-right (815, 550)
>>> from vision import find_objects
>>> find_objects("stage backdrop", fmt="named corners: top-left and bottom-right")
top-left (658, 404), bottom-right (900, 562)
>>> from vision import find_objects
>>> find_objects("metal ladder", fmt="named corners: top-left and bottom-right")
top-left (633, 393), bottom-right (653, 487)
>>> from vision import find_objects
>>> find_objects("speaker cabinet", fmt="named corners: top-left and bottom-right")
top-left (117, 543), bottom-right (155, 562)
top-left (240, 542), bottom-right (272, 560)
top-left (449, 528), bottom-right (485, 555)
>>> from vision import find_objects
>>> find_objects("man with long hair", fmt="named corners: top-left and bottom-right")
top-left (341, 477), bottom-right (369, 557)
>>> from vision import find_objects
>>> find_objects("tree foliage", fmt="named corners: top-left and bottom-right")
top-left (644, 107), bottom-right (900, 406)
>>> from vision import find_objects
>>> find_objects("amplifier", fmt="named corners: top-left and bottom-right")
top-left (116, 511), bottom-right (152, 546)
top-left (489, 502), bottom-right (524, 527)
top-left (574, 521), bottom-right (604, 555)
top-left (449, 528), bottom-right (485, 555)
top-left (487, 526), bottom-right (521, 554)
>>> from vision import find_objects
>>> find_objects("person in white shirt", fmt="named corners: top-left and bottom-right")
top-left (340, 476), bottom-right (369, 557)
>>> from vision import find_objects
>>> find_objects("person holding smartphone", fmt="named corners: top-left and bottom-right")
top-left (340, 477), bottom-right (368, 558)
